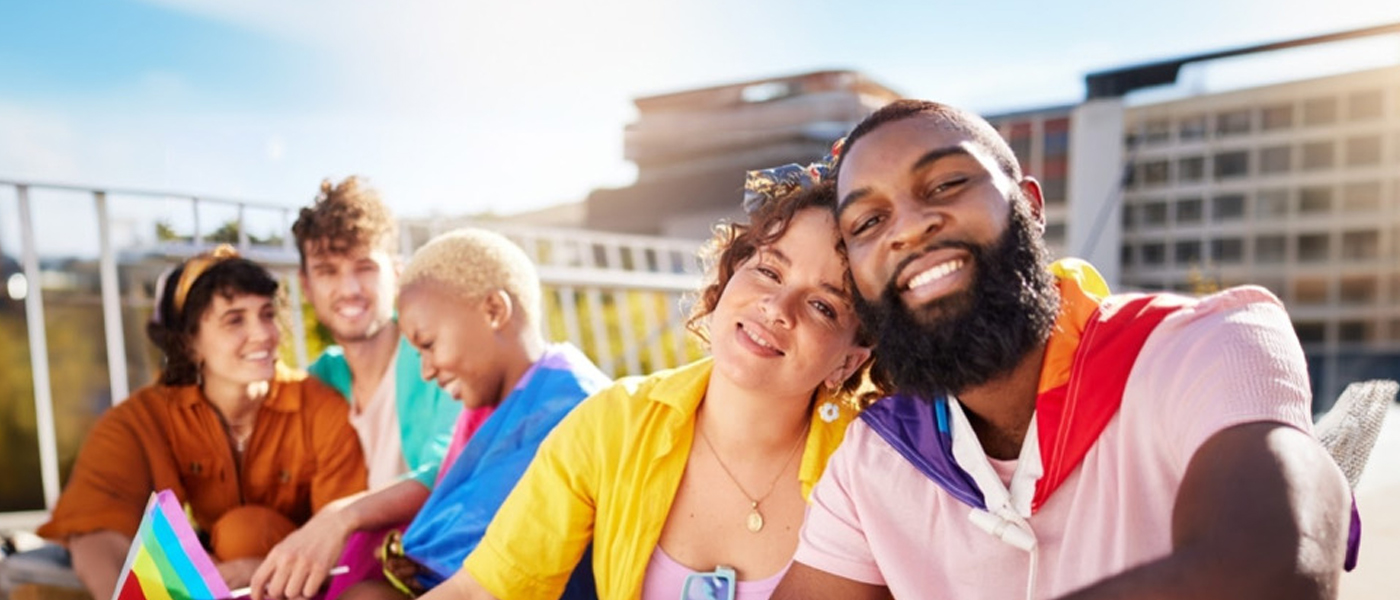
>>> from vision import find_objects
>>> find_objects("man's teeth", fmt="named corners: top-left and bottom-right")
top-left (907, 259), bottom-right (965, 290)
top-left (337, 306), bottom-right (366, 317)
top-left (744, 325), bottom-right (776, 350)
top-left (244, 351), bottom-right (270, 361)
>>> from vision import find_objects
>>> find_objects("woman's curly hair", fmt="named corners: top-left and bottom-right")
top-left (686, 181), bottom-right (877, 398)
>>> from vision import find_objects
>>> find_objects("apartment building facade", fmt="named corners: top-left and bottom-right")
top-left (1117, 65), bottom-right (1400, 402)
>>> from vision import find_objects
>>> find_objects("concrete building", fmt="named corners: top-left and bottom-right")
top-left (585, 70), bottom-right (901, 238)
top-left (1117, 64), bottom-right (1400, 404)
top-left (985, 105), bottom-right (1077, 259)
top-left (982, 24), bottom-right (1400, 403)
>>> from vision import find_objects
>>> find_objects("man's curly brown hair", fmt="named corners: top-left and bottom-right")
top-left (292, 176), bottom-right (399, 267)
top-left (686, 182), bottom-right (876, 397)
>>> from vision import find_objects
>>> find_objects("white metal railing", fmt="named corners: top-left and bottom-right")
top-left (0, 180), bottom-right (705, 524)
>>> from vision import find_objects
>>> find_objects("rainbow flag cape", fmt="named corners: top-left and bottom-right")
top-left (112, 490), bottom-right (231, 600)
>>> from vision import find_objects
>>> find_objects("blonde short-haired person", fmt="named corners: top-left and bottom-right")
top-left (255, 229), bottom-right (609, 600)
top-left (419, 181), bottom-right (876, 600)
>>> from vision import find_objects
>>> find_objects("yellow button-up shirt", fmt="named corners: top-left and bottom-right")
top-left (463, 358), bottom-right (857, 600)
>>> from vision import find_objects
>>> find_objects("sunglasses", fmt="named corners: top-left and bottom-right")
top-left (681, 565), bottom-right (736, 600)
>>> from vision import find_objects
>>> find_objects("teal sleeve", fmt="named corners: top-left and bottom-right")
top-left (307, 348), bottom-right (353, 401)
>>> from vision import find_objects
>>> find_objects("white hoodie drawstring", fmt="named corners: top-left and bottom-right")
top-left (969, 507), bottom-right (1040, 600)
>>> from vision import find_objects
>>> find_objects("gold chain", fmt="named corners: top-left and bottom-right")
top-left (697, 418), bottom-right (807, 532)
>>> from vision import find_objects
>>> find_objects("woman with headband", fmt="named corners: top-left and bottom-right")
top-left (37, 245), bottom-right (367, 600)
top-left (418, 153), bottom-right (878, 600)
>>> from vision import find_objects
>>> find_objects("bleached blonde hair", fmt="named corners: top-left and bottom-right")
top-left (400, 228), bottom-right (542, 332)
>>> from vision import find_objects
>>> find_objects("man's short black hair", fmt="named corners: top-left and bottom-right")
top-left (836, 99), bottom-right (1024, 189)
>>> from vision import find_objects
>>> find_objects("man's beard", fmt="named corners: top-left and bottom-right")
top-left (856, 199), bottom-right (1060, 400)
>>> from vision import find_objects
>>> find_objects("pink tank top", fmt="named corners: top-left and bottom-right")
top-left (639, 546), bottom-right (791, 600)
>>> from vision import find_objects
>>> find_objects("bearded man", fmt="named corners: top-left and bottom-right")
top-left (773, 100), bottom-right (1356, 600)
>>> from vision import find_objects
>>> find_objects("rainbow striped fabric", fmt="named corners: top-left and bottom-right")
top-left (112, 490), bottom-right (231, 600)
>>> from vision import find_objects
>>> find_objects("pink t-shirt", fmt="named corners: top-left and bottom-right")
top-left (435, 405), bottom-right (496, 486)
top-left (348, 352), bottom-right (409, 490)
top-left (795, 287), bottom-right (1316, 598)
top-left (640, 546), bottom-right (790, 600)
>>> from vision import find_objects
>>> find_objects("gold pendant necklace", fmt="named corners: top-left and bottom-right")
top-left (698, 420), bottom-right (807, 534)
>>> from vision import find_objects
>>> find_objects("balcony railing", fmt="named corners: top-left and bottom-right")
top-left (0, 180), bottom-right (704, 529)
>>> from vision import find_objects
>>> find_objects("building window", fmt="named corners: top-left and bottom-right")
top-left (1211, 194), bottom-right (1246, 221)
top-left (1303, 97), bottom-right (1338, 126)
top-left (1211, 238), bottom-right (1244, 263)
top-left (1259, 145), bottom-right (1291, 174)
top-left (1294, 278), bottom-right (1329, 305)
top-left (1255, 189), bottom-right (1289, 220)
top-left (1339, 277), bottom-right (1378, 305)
top-left (1141, 242), bottom-right (1166, 266)
top-left (1041, 178), bottom-right (1067, 206)
top-left (1345, 135), bottom-right (1382, 167)
top-left (1294, 321), bottom-right (1327, 344)
top-left (1342, 182), bottom-right (1382, 213)
top-left (1144, 119), bottom-right (1171, 145)
top-left (1175, 240), bottom-right (1202, 265)
top-left (1298, 233), bottom-right (1331, 262)
top-left (1348, 90), bottom-right (1384, 121)
top-left (1142, 201), bottom-right (1169, 227)
top-left (1140, 160), bottom-right (1170, 186)
top-left (1044, 118), bottom-right (1070, 156)
top-left (1008, 122), bottom-right (1032, 169)
top-left (1178, 115), bottom-right (1207, 141)
top-left (1261, 104), bottom-right (1294, 130)
top-left (1298, 187), bottom-right (1333, 215)
top-left (1121, 244), bottom-right (1135, 268)
top-left (1177, 156), bottom-right (1205, 183)
top-left (1175, 197), bottom-right (1203, 224)
top-left (1214, 151), bottom-right (1249, 179)
top-left (1256, 235), bottom-right (1287, 263)
top-left (1338, 321), bottom-right (1372, 343)
top-left (1044, 222), bottom-right (1066, 246)
top-left (1216, 109), bottom-right (1252, 137)
top-left (1040, 154), bottom-right (1067, 204)
top-left (1301, 141), bottom-right (1335, 170)
top-left (1341, 230), bottom-right (1380, 260)
top-left (1122, 204), bottom-right (1138, 230)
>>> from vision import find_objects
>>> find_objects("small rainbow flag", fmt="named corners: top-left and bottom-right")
top-left (112, 490), bottom-right (231, 600)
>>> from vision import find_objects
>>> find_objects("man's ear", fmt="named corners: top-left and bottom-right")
top-left (297, 268), bottom-right (309, 292)
top-left (483, 289), bottom-right (514, 331)
top-left (825, 346), bottom-right (873, 390)
top-left (1018, 176), bottom-right (1046, 230)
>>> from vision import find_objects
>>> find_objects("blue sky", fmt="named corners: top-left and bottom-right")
top-left (2, 0), bottom-right (1399, 221)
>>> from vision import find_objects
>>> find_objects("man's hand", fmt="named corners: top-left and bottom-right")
top-left (249, 509), bottom-right (354, 600)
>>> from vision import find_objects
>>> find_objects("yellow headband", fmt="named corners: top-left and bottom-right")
top-left (172, 244), bottom-right (240, 315)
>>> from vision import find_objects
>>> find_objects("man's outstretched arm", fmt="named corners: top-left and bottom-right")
top-left (772, 561), bottom-right (893, 600)
top-left (1060, 422), bottom-right (1350, 600)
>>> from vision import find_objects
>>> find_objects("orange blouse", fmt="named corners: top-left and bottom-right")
top-left (38, 365), bottom-right (367, 541)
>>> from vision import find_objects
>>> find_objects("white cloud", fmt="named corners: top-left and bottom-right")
top-left (0, 103), bottom-right (83, 182)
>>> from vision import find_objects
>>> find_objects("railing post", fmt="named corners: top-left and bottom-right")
top-left (603, 243), bottom-right (641, 376)
top-left (192, 197), bottom-right (202, 243)
top-left (95, 191), bottom-right (131, 405)
top-left (237, 204), bottom-right (249, 250)
top-left (286, 272), bottom-right (310, 369)
top-left (17, 185), bottom-right (62, 508)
